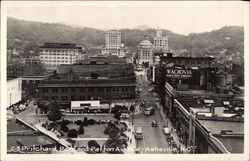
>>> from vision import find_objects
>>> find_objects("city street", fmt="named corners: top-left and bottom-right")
top-left (133, 69), bottom-right (171, 154)
top-left (10, 68), bottom-right (178, 154)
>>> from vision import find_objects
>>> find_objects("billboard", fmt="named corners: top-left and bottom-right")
top-left (166, 68), bottom-right (192, 79)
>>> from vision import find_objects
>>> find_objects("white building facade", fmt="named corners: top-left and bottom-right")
top-left (39, 43), bottom-right (83, 71)
top-left (153, 29), bottom-right (168, 53)
top-left (102, 30), bottom-right (125, 57)
top-left (7, 77), bottom-right (22, 107)
top-left (137, 36), bottom-right (154, 66)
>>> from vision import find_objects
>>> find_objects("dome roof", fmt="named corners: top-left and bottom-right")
top-left (138, 39), bottom-right (153, 46)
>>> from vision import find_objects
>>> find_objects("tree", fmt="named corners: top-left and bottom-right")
top-left (47, 100), bottom-right (62, 122)
top-left (87, 140), bottom-right (102, 153)
top-left (78, 124), bottom-right (84, 135)
top-left (60, 124), bottom-right (69, 132)
top-left (83, 117), bottom-right (88, 126)
top-left (68, 129), bottom-right (78, 138)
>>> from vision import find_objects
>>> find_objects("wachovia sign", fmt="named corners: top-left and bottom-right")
top-left (166, 68), bottom-right (192, 79)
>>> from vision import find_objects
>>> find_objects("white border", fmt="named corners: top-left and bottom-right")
top-left (1, 1), bottom-right (249, 161)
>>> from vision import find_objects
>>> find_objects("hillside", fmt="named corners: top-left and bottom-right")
top-left (7, 17), bottom-right (244, 62)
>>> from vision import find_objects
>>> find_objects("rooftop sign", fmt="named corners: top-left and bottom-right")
top-left (166, 68), bottom-right (192, 79)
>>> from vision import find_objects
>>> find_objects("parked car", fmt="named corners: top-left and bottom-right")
top-left (134, 126), bottom-right (143, 140)
top-left (163, 126), bottom-right (170, 135)
top-left (151, 120), bottom-right (158, 127)
top-left (60, 109), bottom-right (66, 116)
top-left (120, 113), bottom-right (130, 119)
top-left (144, 106), bottom-right (155, 116)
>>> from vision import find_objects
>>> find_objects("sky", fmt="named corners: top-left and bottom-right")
top-left (5, 1), bottom-right (247, 35)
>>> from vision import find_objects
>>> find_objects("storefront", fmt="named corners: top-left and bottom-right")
top-left (71, 101), bottom-right (101, 113)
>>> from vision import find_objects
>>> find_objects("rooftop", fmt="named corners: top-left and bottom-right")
top-left (40, 43), bottom-right (82, 49)
top-left (177, 98), bottom-right (244, 114)
top-left (138, 39), bottom-right (153, 47)
top-left (7, 118), bottom-right (58, 153)
top-left (200, 120), bottom-right (244, 153)
top-left (200, 120), bottom-right (244, 135)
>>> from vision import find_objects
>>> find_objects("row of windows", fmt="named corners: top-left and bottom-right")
top-left (175, 60), bottom-right (209, 65)
top-left (41, 49), bottom-right (78, 53)
top-left (41, 60), bottom-right (71, 63)
top-left (7, 68), bottom-right (23, 71)
top-left (40, 53), bottom-right (77, 56)
top-left (40, 56), bottom-right (76, 59)
top-left (42, 87), bottom-right (134, 93)
top-left (43, 94), bottom-right (134, 101)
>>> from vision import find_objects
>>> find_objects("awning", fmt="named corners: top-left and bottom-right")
top-left (223, 101), bottom-right (230, 105)
top-left (204, 99), bottom-right (214, 104)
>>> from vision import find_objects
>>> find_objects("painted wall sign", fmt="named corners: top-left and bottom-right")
top-left (166, 68), bottom-right (192, 79)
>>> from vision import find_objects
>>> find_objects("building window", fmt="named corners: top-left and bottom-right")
top-left (61, 88), bottom-right (68, 93)
top-left (80, 88), bottom-right (85, 92)
top-left (88, 88), bottom-right (93, 92)
top-left (71, 88), bottom-right (75, 92)
top-left (52, 88), bottom-right (58, 93)
top-left (98, 88), bottom-right (104, 92)
top-left (71, 95), bottom-right (75, 101)
top-left (61, 96), bottom-right (67, 101)
top-left (197, 60), bottom-right (201, 64)
top-left (79, 96), bottom-right (85, 100)
top-left (43, 88), bottom-right (49, 93)
top-left (191, 60), bottom-right (195, 64)
top-left (51, 96), bottom-right (58, 101)
top-left (185, 60), bottom-right (190, 65)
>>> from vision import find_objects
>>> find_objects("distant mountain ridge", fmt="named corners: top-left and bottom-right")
top-left (7, 17), bottom-right (244, 62)
top-left (133, 25), bottom-right (152, 30)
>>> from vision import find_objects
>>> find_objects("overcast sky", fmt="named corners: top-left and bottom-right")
top-left (5, 2), bottom-right (247, 35)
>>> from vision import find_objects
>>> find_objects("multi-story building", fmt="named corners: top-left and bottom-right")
top-left (37, 56), bottom-right (136, 109)
top-left (137, 36), bottom-right (154, 66)
top-left (24, 56), bottom-right (40, 64)
top-left (101, 30), bottom-right (125, 57)
top-left (39, 43), bottom-right (83, 71)
top-left (153, 29), bottom-right (168, 53)
top-left (7, 63), bottom-right (25, 77)
top-left (172, 97), bottom-right (244, 153)
top-left (7, 77), bottom-right (22, 107)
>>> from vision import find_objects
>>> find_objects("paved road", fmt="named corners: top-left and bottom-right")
top-left (133, 69), bottom-right (171, 154)
top-left (13, 68), bottom-right (175, 154)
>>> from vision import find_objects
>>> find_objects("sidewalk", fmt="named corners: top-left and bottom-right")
top-left (121, 121), bottom-right (136, 154)
top-left (156, 102), bottom-right (187, 153)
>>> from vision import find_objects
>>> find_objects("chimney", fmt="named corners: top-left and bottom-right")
top-left (210, 105), bottom-right (215, 116)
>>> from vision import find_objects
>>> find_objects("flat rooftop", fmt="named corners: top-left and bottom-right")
top-left (200, 120), bottom-right (244, 153)
top-left (7, 118), bottom-right (58, 153)
top-left (199, 120), bottom-right (244, 135)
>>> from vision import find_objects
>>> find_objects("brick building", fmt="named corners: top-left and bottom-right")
top-left (37, 57), bottom-right (136, 107)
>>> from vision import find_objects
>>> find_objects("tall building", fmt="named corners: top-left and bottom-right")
top-left (153, 29), bottom-right (168, 53)
top-left (102, 30), bottom-right (125, 57)
top-left (137, 36), bottom-right (154, 66)
top-left (39, 43), bottom-right (83, 71)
